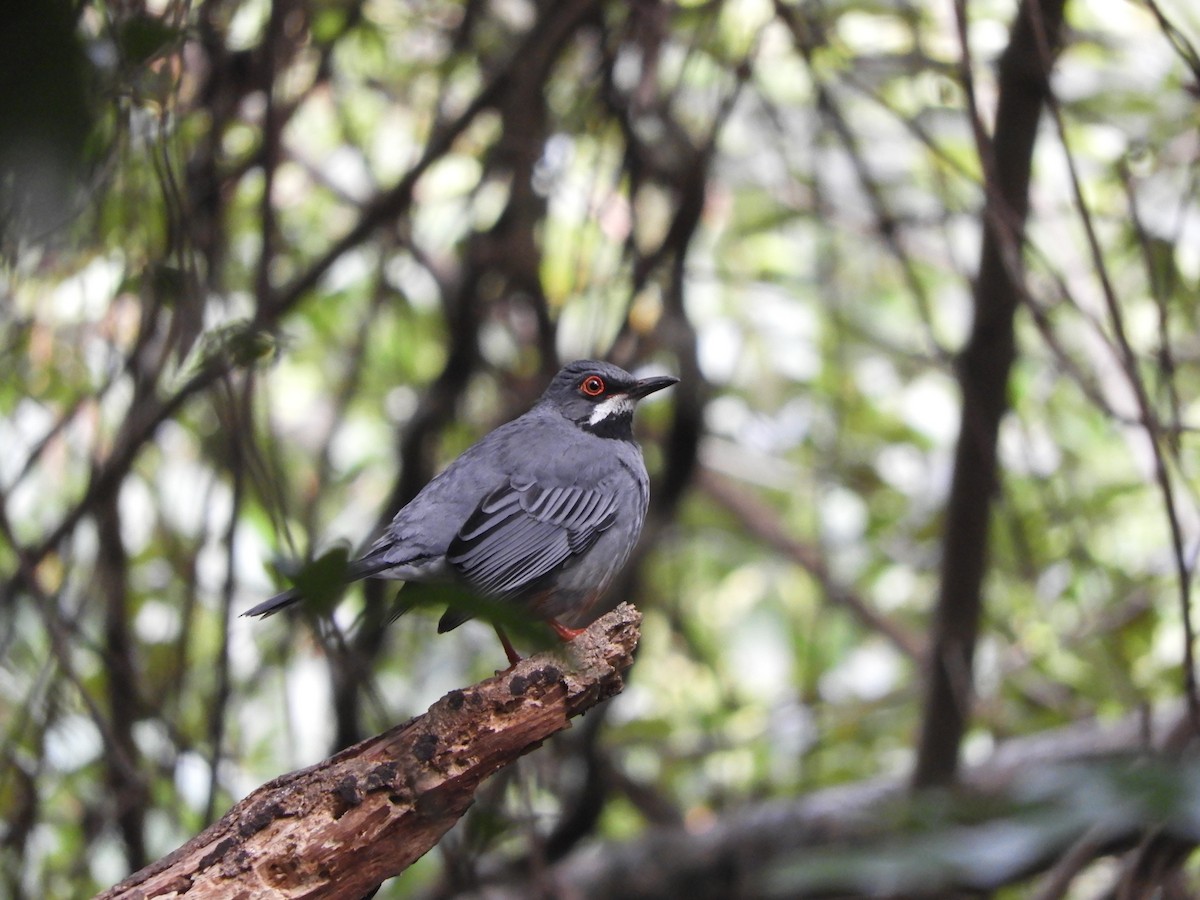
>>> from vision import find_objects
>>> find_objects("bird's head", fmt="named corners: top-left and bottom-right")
top-left (543, 360), bottom-right (678, 440)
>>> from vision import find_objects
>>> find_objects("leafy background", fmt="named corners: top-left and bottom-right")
top-left (3, 0), bottom-right (1200, 896)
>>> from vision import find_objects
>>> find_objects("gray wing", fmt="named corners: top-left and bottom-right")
top-left (445, 475), bottom-right (619, 597)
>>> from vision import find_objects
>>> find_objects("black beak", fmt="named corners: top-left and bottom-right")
top-left (629, 374), bottom-right (680, 400)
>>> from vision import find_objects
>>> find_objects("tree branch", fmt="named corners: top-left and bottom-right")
top-left (912, 0), bottom-right (1068, 788)
top-left (95, 604), bottom-right (642, 900)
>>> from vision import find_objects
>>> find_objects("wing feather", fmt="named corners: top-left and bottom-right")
top-left (446, 478), bottom-right (619, 597)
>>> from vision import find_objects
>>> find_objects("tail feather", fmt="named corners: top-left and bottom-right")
top-left (241, 587), bottom-right (303, 618)
top-left (242, 552), bottom-right (429, 620)
top-left (437, 606), bottom-right (472, 633)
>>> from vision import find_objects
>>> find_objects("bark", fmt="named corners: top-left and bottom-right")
top-left (95, 604), bottom-right (641, 900)
top-left (912, 0), bottom-right (1069, 788)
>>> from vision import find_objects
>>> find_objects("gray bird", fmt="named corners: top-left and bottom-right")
top-left (243, 360), bottom-right (677, 664)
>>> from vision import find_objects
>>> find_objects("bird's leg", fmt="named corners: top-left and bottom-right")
top-left (494, 625), bottom-right (523, 669)
top-left (548, 618), bottom-right (585, 642)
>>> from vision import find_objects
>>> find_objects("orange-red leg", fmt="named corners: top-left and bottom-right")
top-left (548, 619), bottom-right (585, 642)
top-left (495, 626), bottom-right (523, 668)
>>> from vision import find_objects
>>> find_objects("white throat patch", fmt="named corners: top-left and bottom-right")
top-left (589, 394), bottom-right (636, 426)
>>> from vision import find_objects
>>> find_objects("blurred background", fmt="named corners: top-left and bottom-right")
top-left (3, 0), bottom-right (1200, 896)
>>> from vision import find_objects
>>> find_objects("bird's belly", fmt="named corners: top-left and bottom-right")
top-left (520, 526), bottom-right (638, 626)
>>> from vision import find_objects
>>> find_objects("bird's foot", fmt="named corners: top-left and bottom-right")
top-left (493, 621), bottom-right (584, 673)
top-left (548, 619), bottom-right (585, 642)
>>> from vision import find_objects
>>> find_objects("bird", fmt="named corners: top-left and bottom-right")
top-left (242, 359), bottom-right (678, 665)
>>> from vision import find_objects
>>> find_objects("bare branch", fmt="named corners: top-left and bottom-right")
top-left (1041, 48), bottom-right (1200, 726)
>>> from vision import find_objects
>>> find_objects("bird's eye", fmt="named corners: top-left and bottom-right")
top-left (580, 375), bottom-right (606, 397)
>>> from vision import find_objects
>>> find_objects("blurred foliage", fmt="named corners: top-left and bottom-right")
top-left (2, 0), bottom-right (1200, 897)
top-left (762, 757), bottom-right (1200, 896)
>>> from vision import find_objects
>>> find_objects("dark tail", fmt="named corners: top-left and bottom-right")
top-left (241, 554), bottom-right (401, 619)
top-left (241, 587), bottom-right (303, 618)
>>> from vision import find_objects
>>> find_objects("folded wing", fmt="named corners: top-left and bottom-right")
top-left (446, 476), bottom-right (619, 597)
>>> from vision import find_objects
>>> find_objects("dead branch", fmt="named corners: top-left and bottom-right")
top-left (95, 604), bottom-right (642, 900)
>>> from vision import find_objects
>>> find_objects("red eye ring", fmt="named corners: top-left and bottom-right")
top-left (580, 375), bottom-right (606, 397)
